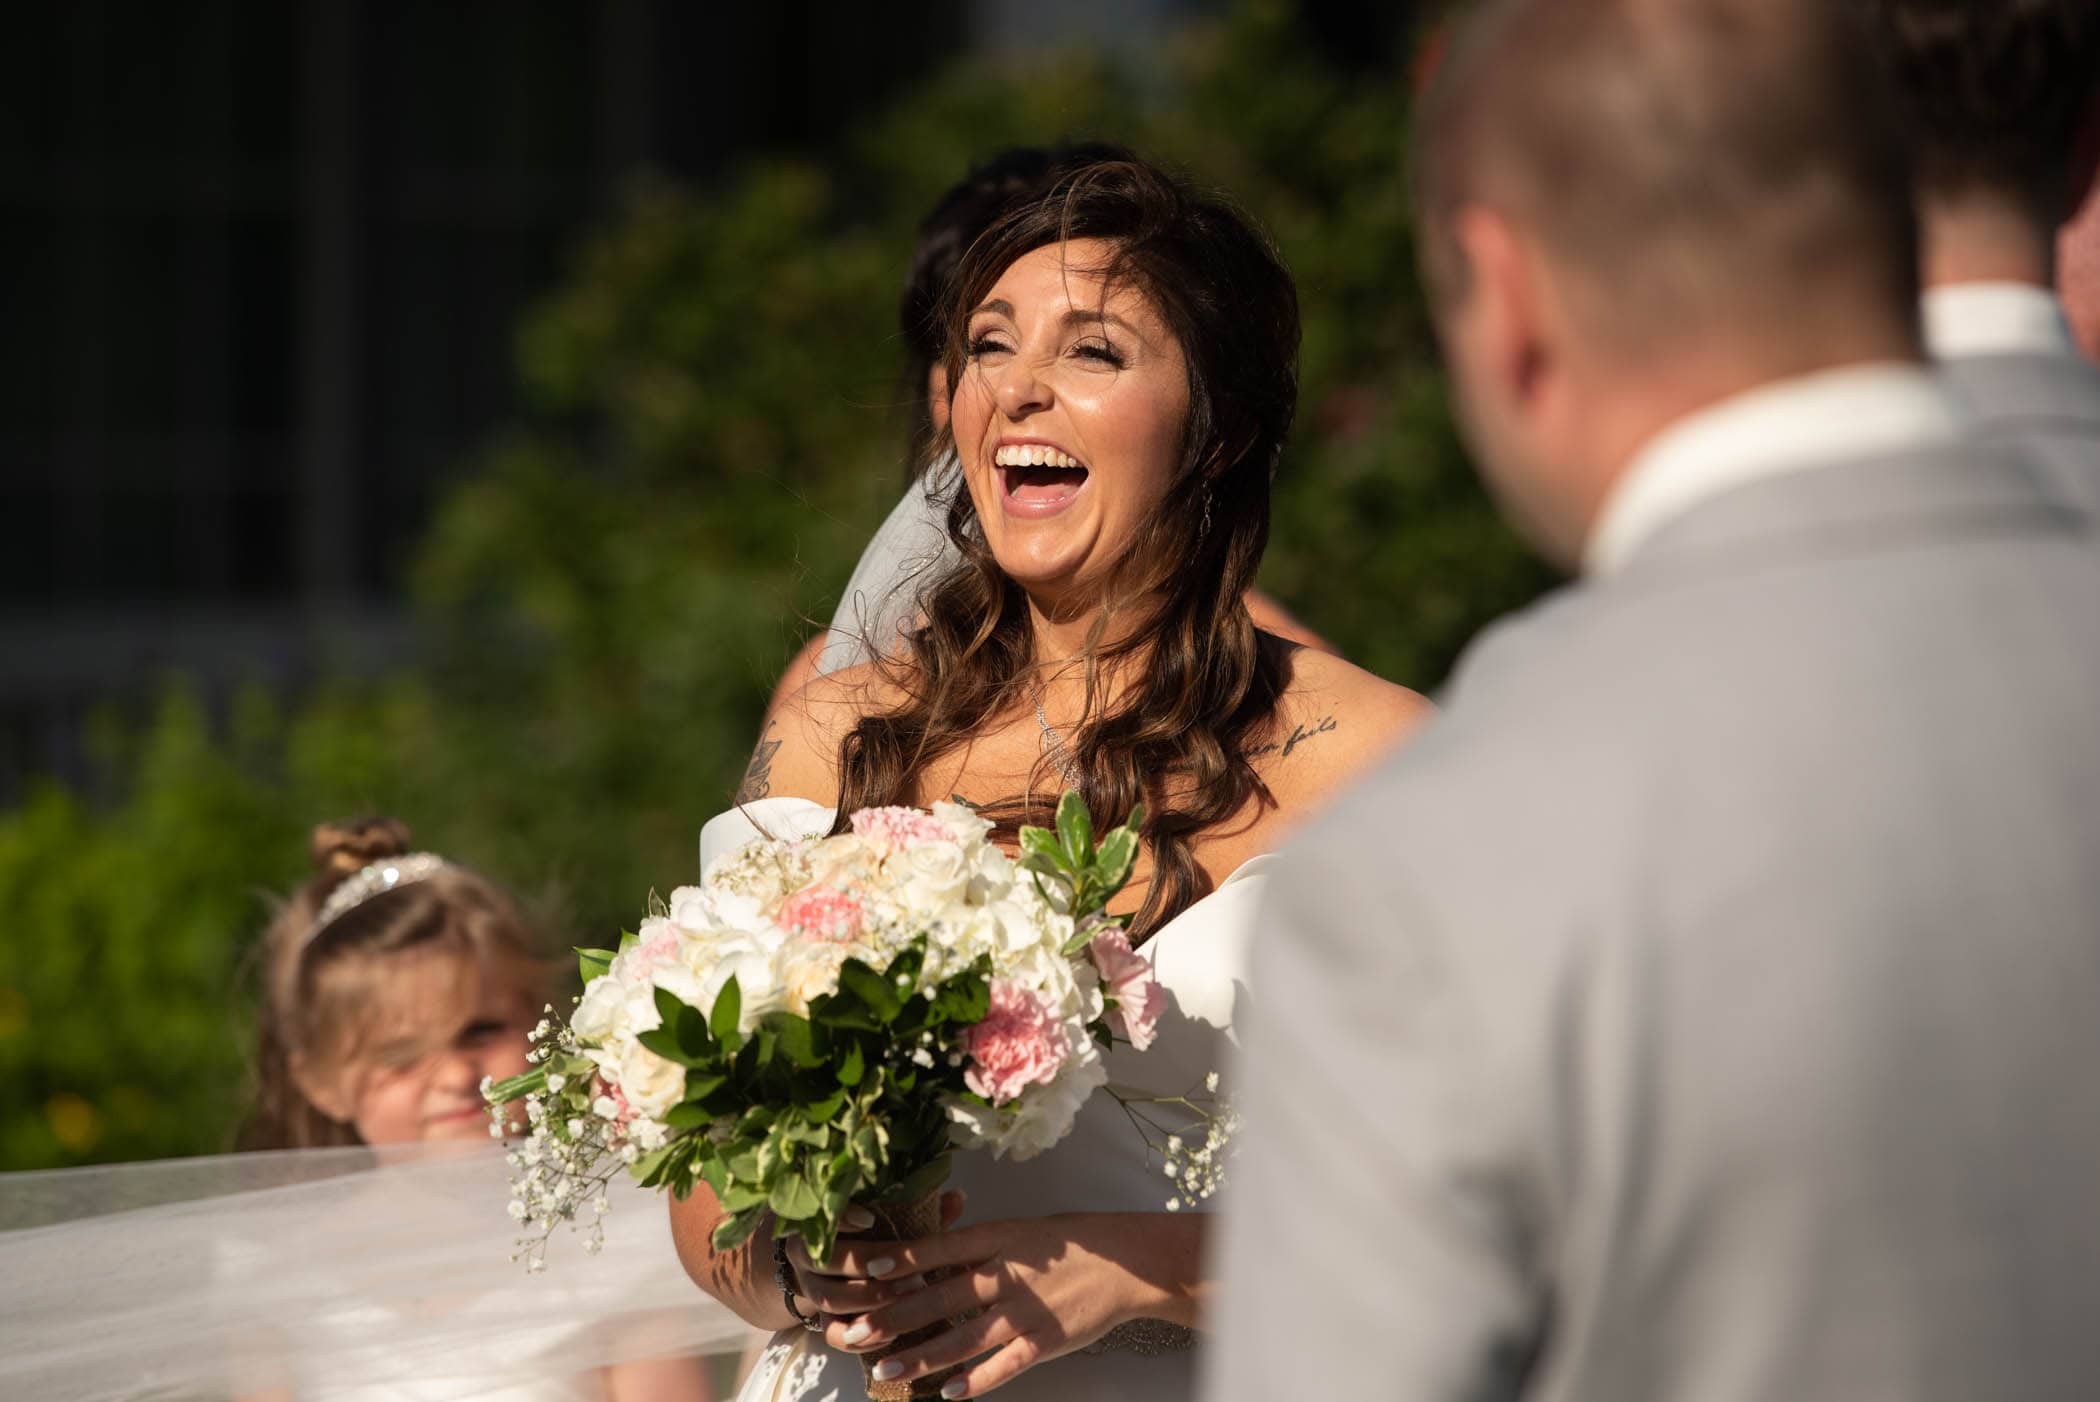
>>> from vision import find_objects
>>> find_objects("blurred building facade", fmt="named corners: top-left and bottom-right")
top-left (0, 0), bottom-right (1426, 803)
top-left (0, 0), bottom-right (999, 799)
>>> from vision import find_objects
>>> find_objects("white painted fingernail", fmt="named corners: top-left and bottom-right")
top-left (843, 1206), bottom-right (875, 1231)
top-left (941, 1380), bottom-right (968, 1399)
top-left (871, 1359), bottom-right (902, 1382)
top-left (840, 1320), bottom-right (870, 1345)
top-left (867, 1255), bottom-right (896, 1275)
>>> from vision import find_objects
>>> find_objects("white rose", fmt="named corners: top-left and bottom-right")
top-left (666, 885), bottom-right (712, 929)
top-left (805, 834), bottom-right (878, 891)
top-left (617, 1041), bottom-right (687, 1121)
top-left (897, 840), bottom-right (970, 911)
top-left (573, 971), bottom-right (662, 1046)
top-left (931, 801), bottom-right (993, 845)
top-left (776, 941), bottom-right (848, 1017)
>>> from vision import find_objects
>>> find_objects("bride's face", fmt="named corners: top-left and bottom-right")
top-left (339, 959), bottom-right (533, 1146)
top-left (951, 238), bottom-right (1190, 604)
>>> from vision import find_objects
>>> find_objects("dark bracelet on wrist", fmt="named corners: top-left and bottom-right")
top-left (772, 1231), bottom-right (824, 1333)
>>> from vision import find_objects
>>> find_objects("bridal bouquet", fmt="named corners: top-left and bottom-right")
top-left (486, 793), bottom-right (1163, 1270)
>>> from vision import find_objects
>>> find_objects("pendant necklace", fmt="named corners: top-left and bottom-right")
top-left (1031, 682), bottom-right (1083, 790)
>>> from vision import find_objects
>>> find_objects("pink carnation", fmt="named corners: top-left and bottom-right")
top-left (962, 980), bottom-right (1069, 1106)
top-left (850, 805), bottom-right (954, 854)
top-left (777, 884), bottom-right (866, 944)
top-left (1089, 928), bottom-right (1167, 1052)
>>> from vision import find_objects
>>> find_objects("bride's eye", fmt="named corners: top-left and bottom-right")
top-left (967, 332), bottom-right (1012, 360)
top-left (1074, 340), bottom-right (1126, 368)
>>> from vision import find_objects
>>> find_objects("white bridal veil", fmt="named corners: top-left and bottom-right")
top-left (0, 1142), bottom-right (764, 1401)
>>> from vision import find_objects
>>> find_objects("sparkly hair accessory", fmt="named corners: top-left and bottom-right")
top-left (303, 852), bottom-right (451, 949)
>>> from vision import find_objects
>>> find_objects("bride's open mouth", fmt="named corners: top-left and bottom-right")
top-left (993, 442), bottom-right (1090, 519)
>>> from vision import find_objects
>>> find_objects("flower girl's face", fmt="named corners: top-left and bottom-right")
top-left (341, 957), bottom-right (534, 1146)
top-left (952, 238), bottom-right (1190, 603)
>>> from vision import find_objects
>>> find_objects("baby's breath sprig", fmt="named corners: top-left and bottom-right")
top-left (485, 1007), bottom-right (651, 1271)
top-left (1105, 1069), bottom-right (1238, 1211)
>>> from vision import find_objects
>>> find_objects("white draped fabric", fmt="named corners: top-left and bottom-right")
top-left (0, 1143), bottom-right (764, 1401)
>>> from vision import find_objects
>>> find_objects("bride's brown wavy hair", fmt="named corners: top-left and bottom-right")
top-left (834, 152), bottom-right (1302, 936)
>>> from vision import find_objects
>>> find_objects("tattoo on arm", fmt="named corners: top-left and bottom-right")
top-left (1245, 713), bottom-right (1339, 761)
top-left (737, 722), bottom-right (781, 803)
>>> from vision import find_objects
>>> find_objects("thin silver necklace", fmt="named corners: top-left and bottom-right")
top-left (1031, 682), bottom-right (1082, 789)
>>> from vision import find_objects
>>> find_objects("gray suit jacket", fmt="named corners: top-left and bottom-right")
top-left (1940, 349), bottom-right (2100, 514)
top-left (1206, 445), bottom-right (2100, 1402)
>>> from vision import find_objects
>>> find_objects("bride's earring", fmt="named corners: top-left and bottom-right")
top-left (1198, 489), bottom-right (1214, 543)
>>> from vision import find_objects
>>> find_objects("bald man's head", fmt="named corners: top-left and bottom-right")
top-left (1413, 0), bottom-right (1920, 363)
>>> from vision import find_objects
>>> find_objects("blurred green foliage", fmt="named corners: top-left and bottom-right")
top-left (0, 1), bottom-right (1548, 1169)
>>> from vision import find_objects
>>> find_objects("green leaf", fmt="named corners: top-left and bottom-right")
top-left (719, 1181), bottom-right (769, 1213)
top-left (618, 929), bottom-right (639, 952)
top-left (877, 1152), bottom-right (953, 1206)
top-left (838, 960), bottom-right (900, 1022)
top-left (654, 985), bottom-right (715, 1058)
top-left (774, 1014), bottom-right (823, 1068)
top-left (709, 976), bottom-right (743, 1045)
top-left (769, 1172), bottom-right (821, 1220)
top-left (836, 1040), bottom-right (866, 1087)
top-left (710, 1204), bottom-right (767, 1252)
top-left (757, 1131), bottom-right (786, 1185)
top-left (664, 1102), bottom-right (713, 1129)
top-left (1017, 826), bottom-right (1067, 871)
top-left (1056, 790), bottom-right (1093, 864)
top-left (636, 1026), bottom-right (710, 1069)
top-left (577, 947), bottom-right (617, 983)
top-left (932, 977), bottom-right (988, 1026)
top-left (630, 1143), bottom-right (677, 1183)
top-left (782, 1118), bottom-right (831, 1148)
top-left (685, 1071), bottom-right (725, 1100)
top-left (1095, 827), bottom-right (1139, 895)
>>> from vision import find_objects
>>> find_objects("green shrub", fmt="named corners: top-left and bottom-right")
top-left (0, 0), bottom-right (1547, 1169)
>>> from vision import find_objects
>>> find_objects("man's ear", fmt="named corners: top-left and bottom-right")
top-left (290, 1055), bottom-right (353, 1123)
top-left (2069, 88), bottom-right (2100, 230)
top-left (1452, 206), bottom-right (1551, 408)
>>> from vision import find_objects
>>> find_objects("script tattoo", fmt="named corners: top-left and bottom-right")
top-left (1246, 713), bottom-right (1339, 761)
top-left (737, 723), bottom-right (781, 803)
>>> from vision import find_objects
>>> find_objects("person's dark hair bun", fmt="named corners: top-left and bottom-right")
top-left (309, 817), bottom-right (413, 879)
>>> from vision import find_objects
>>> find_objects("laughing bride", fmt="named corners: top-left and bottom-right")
top-left (675, 150), bottom-right (1432, 1402)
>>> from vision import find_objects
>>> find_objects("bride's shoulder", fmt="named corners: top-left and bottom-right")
top-left (743, 661), bottom-right (913, 807)
top-left (1253, 638), bottom-right (1435, 797)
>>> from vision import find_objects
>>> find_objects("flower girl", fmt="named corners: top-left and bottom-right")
top-left (239, 815), bottom-right (718, 1401)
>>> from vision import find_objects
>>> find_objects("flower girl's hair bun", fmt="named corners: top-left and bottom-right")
top-left (310, 816), bottom-right (414, 883)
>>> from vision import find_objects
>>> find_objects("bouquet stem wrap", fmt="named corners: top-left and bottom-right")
top-left (862, 1188), bottom-right (966, 1402)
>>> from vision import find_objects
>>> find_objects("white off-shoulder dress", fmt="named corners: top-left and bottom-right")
top-left (700, 798), bottom-right (1271, 1402)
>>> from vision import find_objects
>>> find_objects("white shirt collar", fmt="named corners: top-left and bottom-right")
top-left (1583, 363), bottom-right (1966, 578)
top-left (1922, 282), bottom-right (2078, 361)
